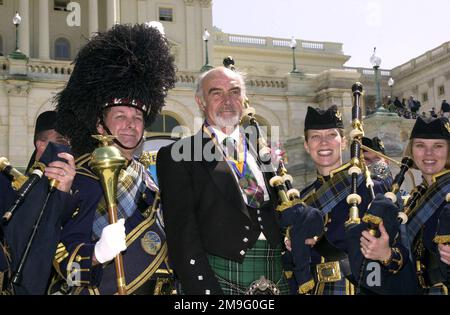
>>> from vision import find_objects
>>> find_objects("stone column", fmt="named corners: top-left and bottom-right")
top-left (6, 82), bottom-right (31, 166)
top-left (106, 0), bottom-right (117, 29)
top-left (18, 0), bottom-right (30, 56)
top-left (88, 0), bottom-right (99, 36)
top-left (184, 0), bottom-right (196, 70)
top-left (38, 0), bottom-right (50, 60)
top-left (200, 0), bottom-right (213, 67)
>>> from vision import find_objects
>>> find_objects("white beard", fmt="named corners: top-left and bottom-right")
top-left (214, 113), bottom-right (241, 130)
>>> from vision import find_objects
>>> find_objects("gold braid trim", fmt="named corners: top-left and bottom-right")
top-left (66, 243), bottom-right (86, 281)
top-left (433, 235), bottom-right (450, 244)
top-left (329, 162), bottom-right (351, 178)
top-left (362, 213), bottom-right (382, 225)
top-left (53, 243), bottom-right (69, 279)
top-left (298, 279), bottom-right (315, 295)
top-left (387, 247), bottom-right (404, 274)
top-left (431, 169), bottom-right (450, 183)
top-left (75, 153), bottom-right (99, 180)
top-left (115, 243), bottom-right (168, 295)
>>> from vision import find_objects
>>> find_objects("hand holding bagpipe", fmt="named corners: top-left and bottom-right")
top-left (363, 156), bottom-right (414, 233)
top-left (223, 56), bottom-right (323, 294)
top-left (434, 194), bottom-right (450, 266)
top-left (0, 157), bottom-right (28, 191)
top-left (2, 146), bottom-right (75, 223)
top-left (44, 152), bottom-right (76, 193)
top-left (223, 56), bottom-right (302, 212)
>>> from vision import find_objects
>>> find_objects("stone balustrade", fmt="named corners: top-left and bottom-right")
top-left (0, 56), bottom-right (8, 75)
top-left (27, 59), bottom-right (73, 78)
top-left (344, 66), bottom-right (391, 77)
top-left (214, 32), bottom-right (343, 54)
top-left (247, 76), bottom-right (287, 90)
top-left (391, 41), bottom-right (449, 77)
top-left (175, 70), bottom-right (286, 91)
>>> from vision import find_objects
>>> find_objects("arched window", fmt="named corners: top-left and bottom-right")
top-left (146, 113), bottom-right (182, 137)
top-left (54, 37), bottom-right (70, 60)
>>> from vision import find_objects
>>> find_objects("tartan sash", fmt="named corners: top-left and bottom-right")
top-left (92, 159), bottom-right (158, 239)
top-left (405, 172), bottom-right (450, 247)
top-left (301, 169), bottom-right (364, 216)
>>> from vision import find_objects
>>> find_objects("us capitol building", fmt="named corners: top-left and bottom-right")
top-left (1, 0), bottom-right (449, 187)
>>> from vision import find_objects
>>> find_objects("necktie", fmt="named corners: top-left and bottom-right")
top-left (222, 137), bottom-right (264, 209)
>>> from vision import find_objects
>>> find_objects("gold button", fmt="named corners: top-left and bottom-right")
top-left (75, 255), bottom-right (82, 262)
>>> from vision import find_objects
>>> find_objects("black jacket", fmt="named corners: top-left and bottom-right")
top-left (156, 129), bottom-right (282, 294)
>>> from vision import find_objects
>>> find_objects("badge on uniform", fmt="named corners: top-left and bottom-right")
top-left (445, 122), bottom-right (450, 133)
top-left (377, 138), bottom-right (385, 151)
top-left (141, 231), bottom-right (162, 255)
top-left (238, 177), bottom-right (249, 189)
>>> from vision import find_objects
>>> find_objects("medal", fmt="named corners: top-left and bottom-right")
top-left (238, 177), bottom-right (249, 189)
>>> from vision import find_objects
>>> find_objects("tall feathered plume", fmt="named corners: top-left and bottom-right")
top-left (55, 23), bottom-right (176, 157)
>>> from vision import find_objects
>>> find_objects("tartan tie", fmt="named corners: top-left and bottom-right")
top-left (222, 137), bottom-right (264, 209)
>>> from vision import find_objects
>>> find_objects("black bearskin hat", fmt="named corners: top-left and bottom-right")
top-left (55, 23), bottom-right (176, 157)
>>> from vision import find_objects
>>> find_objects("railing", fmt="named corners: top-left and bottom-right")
top-left (344, 66), bottom-right (391, 77)
top-left (27, 59), bottom-right (73, 79)
top-left (0, 56), bottom-right (8, 75)
top-left (214, 32), bottom-right (342, 54)
top-left (246, 76), bottom-right (287, 90)
top-left (175, 71), bottom-right (198, 88)
top-left (391, 41), bottom-right (449, 76)
top-left (174, 71), bottom-right (287, 91)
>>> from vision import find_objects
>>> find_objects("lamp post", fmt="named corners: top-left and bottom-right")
top-left (13, 12), bottom-right (22, 52)
top-left (289, 37), bottom-right (300, 74)
top-left (200, 29), bottom-right (213, 72)
top-left (388, 77), bottom-right (394, 100)
top-left (370, 47), bottom-right (383, 112)
top-left (9, 12), bottom-right (27, 60)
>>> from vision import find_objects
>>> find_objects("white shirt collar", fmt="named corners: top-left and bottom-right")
top-left (209, 125), bottom-right (240, 146)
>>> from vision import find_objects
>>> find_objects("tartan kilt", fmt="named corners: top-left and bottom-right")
top-left (315, 278), bottom-right (355, 295)
top-left (207, 240), bottom-right (289, 295)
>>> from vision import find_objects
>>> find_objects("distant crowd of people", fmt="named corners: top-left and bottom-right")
top-left (386, 97), bottom-right (450, 119)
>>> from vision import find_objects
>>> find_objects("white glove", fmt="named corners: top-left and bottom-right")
top-left (94, 218), bottom-right (127, 264)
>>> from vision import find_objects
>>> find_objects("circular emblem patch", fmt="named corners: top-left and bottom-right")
top-left (141, 231), bottom-right (162, 256)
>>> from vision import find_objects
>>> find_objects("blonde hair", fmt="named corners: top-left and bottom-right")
top-left (403, 139), bottom-right (450, 169)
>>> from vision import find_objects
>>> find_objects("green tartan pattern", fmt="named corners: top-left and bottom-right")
top-left (207, 240), bottom-right (289, 295)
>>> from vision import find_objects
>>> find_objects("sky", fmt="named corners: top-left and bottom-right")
top-left (212, 0), bottom-right (450, 69)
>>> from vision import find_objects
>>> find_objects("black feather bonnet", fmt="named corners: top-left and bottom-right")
top-left (55, 23), bottom-right (176, 157)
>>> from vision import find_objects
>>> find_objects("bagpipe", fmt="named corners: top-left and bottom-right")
top-left (223, 56), bottom-right (323, 294)
top-left (0, 142), bottom-right (72, 294)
